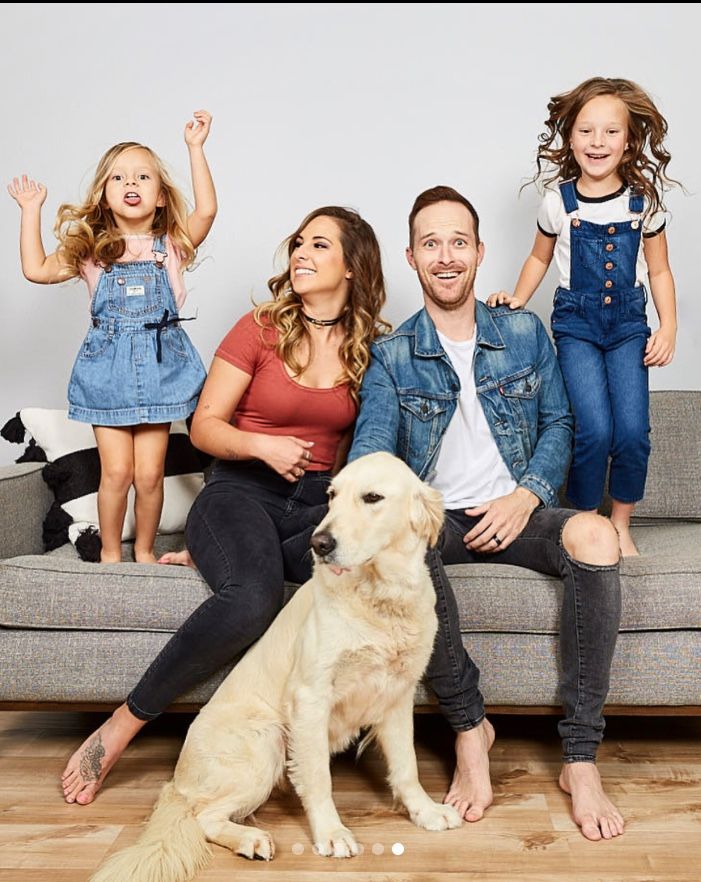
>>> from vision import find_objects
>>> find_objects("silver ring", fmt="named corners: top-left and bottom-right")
top-left (493, 534), bottom-right (502, 546)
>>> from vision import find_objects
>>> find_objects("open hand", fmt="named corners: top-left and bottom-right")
top-left (184, 110), bottom-right (212, 147)
top-left (7, 175), bottom-right (47, 209)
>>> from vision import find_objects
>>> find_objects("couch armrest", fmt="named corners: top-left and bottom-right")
top-left (0, 463), bottom-right (52, 559)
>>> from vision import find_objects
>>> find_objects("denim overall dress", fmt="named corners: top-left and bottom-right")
top-left (551, 180), bottom-right (651, 510)
top-left (68, 236), bottom-right (207, 426)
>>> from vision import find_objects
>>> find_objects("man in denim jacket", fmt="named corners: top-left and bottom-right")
top-left (349, 186), bottom-right (624, 842)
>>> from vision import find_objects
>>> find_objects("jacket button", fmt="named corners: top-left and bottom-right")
top-left (605, 243), bottom-right (614, 252)
top-left (117, 277), bottom-right (125, 285)
top-left (607, 225), bottom-right (616, 234)
top-left (604, 280), bottom-right (613, 289)
top-left (604, 295), bottom-right (612, 305)
top-left (631, 220), bottom-right (640, 229)
top-left (571, 218), bottom-right (581, 227)
top-left (420, 404), bottom-right (428, 414)
top-left (605, 261), bottom-right (614, 270)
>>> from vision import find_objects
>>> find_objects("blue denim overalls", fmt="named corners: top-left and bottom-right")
top-left (68, 236), bottom-right (206, 426)
top-left (551, 180), bottom-right (651, 509)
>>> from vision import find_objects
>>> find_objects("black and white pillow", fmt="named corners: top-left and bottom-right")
top-left (1, 408), bottom-right (205, 561)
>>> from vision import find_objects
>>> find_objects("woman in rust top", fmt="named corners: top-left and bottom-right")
top-left (62, 206), bottom-right (389, 804)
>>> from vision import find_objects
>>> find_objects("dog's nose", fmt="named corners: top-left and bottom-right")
top-left (311, 530), bottom-right (336, 557)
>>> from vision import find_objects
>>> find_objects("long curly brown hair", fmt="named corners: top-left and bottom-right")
top-left (253, 207), bottom-right (390, 401)
top-left (531, 77), bottom-right (679, 218)
top-left (54, 142), bottom-right (195, 276)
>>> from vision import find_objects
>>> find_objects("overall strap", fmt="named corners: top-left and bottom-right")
top-left (558, 179), bottom-right (579, 215)
top-left (152, 234), bottom-right (168, 268)
top-left (628, 188), bottom-right (645, 215)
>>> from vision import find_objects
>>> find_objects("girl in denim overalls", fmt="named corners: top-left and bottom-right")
top-left (8, 111), bottom-right (217, 564)
top-left (489, 78), bottom-right (679, 556)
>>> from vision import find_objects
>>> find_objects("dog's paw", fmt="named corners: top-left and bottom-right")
top-left (411, 801), bottom-right (463, 831)
top-left (236, 828), bottom-right (275, 860)
top-left (313, 827), bottom-right (360, 858)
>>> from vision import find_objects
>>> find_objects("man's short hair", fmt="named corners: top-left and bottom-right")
top-left (408, 186), bottom-right (480, 247)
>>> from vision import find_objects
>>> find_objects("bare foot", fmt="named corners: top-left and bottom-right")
top-left (60, 704), bottom-right (146, 805)
top-left (614, 525), bottom-right (639, 557)
top-left (134, 550), bottom-right (159, 564)
top-left (444, 717), bottom-right (495, 821)
top-left (559, 762), bottom-right (625, 841)
top-left (100, 551), bottom-right (122, 564)
top-left (158, 549), bottom-right (196, 568)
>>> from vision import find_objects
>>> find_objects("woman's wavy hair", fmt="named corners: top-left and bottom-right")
top-left (531, 77), bottom-right (679, 217)
top-left (254, 207), bottom-right (390, 400)
top-left (54, 142), bottom-right (195, 276)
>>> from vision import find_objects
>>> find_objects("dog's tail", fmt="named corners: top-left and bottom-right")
top-left (89, 781), bottom-right (210, 882)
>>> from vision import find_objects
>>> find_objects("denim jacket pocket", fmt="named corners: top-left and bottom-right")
top-left (398, 393), bottom-right (450, 469)
top-left (399, 394), bottom-right (448, 420)
top-left (499, 369), bottom-right (540, 400)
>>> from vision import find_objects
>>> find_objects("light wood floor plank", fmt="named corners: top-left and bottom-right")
top-left (1, 712), bottom-right (700, 879)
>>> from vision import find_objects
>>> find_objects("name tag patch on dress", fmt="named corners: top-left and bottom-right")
top-left (126, 285), bottom-right (145, 297)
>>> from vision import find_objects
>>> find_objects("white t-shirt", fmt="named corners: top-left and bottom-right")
top-left (537, 184), bottom-right (666, 290)
top-left (430, 331), bottom-right (517, 510)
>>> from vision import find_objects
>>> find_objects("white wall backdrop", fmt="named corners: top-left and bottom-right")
top-left (1, 3), bottom-right (698, 464)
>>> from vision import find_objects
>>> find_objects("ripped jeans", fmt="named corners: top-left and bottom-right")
top-left (426, 507), bottom-right (621, 763)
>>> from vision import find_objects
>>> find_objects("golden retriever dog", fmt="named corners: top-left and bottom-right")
top-left (90, 452), bottom-right (461, 882)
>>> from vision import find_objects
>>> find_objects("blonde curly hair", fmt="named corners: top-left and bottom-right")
top-left (54, 142), bottom-right (194, 276)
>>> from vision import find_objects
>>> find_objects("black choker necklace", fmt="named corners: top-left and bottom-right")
top-left (302, 311), bottom-right (346, 328)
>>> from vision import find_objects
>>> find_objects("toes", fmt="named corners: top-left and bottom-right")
top-left (62, 769), bottom-right (79, 788)
top-left (581, 817), bottom-right (603, 841)
top-left (75, 782), bottom-right (100, 805)
top-left (63, 777), bottom-right (85, 803)
top-left (465, 804), bottom-right (485, 822)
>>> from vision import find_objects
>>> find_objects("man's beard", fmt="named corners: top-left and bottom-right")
top-left (420, 268), bottom-right (474, 312)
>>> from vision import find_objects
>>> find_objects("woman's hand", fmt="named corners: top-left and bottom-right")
top-left (8, 175), bottom-right (47, 210)
top-left (256, 435), bottom-right (315, 482)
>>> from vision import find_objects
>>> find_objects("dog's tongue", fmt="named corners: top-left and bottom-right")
top-left (329, 566), bottom-right (350, 576)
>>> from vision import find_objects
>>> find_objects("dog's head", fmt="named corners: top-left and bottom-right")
top-left (310, 452), bottom-right (444, 573)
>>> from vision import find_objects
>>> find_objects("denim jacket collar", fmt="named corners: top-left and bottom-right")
top-left (414, 301), bottom-right (506, 357)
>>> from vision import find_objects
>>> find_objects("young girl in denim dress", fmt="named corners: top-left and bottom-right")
top-left (489, 78), bottom-right (679, 556)
top-left (8, 110), bottom-right (217, 563)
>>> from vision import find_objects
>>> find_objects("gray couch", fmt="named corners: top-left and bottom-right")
top-left (1, 391), bottom-right (699, 712)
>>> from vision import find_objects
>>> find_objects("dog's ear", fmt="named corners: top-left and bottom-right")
top-left (409, 483), bottom-right (445, 547)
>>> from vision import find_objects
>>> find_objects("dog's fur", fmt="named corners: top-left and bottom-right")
top-left (90, 452), bottom-right (461, 882)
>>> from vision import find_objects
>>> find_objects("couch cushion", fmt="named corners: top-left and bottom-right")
top-left (636, 391), bottom-right (701, 519)
top-left (1, 523), bottom-right (699, 634)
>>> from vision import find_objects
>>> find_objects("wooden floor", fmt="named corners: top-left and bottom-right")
top-left (1, 711), bottom-right (700, 881)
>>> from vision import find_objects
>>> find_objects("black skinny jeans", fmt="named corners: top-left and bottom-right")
top-left (427, 507), bottom-right (621, 763)
top-left (126, 460), bottom-right (329, 720)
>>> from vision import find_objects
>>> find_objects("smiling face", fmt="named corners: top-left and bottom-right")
top-left (570, 94), bottom-right (629, 189)
top-left (406, 201), bottom-right (484, 313)
top-left (289, 215), bottom-right (353, 306)
top-left (102, 146), bottom-right (166, 233)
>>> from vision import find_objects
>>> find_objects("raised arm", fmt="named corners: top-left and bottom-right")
top-left (183, 110), bottom-right (217, 248)
top-left (7, 176), bottom-right (75, 284)
top-left (487, 230), bottom-right (555, 309)
top-left (190, 356), bottom-right (313, 482)
top-left (642, 231), bottom-right (676, 367)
